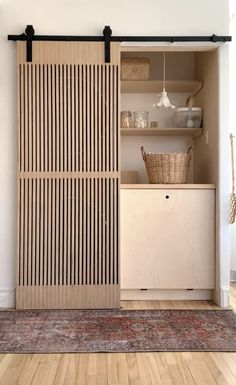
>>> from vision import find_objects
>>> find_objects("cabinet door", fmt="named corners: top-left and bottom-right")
top-left (121, 189), bottom-right (215, 289)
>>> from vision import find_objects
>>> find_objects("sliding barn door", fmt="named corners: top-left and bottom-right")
top-left (16, 42), bottom-right (120, 309)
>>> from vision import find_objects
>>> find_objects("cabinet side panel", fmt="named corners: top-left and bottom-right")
top-left (194, 51), bottom-right (218, 184)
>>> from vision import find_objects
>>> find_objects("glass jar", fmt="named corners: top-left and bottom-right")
top-left (175, 107), bottom-right (202, 128)
top-left (121, 111), bottom-right (132, 128)
top-left (150, 121), bottom-right (158, 128)
top-left (134, 111), bottom-right (148, 129)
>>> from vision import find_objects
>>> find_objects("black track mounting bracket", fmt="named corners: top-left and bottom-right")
top-left (103, 26), bottom-right (112, 63)
top-left (25, 25), bottom-right (35, 62)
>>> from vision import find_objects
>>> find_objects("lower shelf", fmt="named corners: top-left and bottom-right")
top-left (121, 126), bottom-right (203, 137)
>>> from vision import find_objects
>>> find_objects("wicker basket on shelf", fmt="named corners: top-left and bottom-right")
top-left (141, 146), bottom-right (192, 184)
top-left (121, 58), bottom-right (150, 80)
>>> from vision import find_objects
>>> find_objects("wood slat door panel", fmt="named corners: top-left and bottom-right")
top-left (16, 42), bottom-right (120, 309)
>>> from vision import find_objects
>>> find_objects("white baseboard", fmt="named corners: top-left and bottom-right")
top-left (121, 289), bottom-right (213, 301)
top-left (0, 288), bottom-right (15, 308)
top-left (230, 269), bottom-right (236, 282)
top-left (220, 286), bottom-right (230, 308)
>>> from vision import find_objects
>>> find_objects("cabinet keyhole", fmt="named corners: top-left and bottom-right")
top-left (165, 195), bottom-right (169, 199)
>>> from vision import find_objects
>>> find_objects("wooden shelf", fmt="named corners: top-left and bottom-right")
top-left (121, 127), bottom-right (203, 137)
top-left (121, 184), bottom-right (216, 190)
top-left (121, 80), bottom-right (202, 94)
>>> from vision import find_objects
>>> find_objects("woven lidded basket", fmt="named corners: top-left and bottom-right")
top-left (121, 58), bottom-right (150, 80)
top-left (141, 146), bottom-right (192, 184)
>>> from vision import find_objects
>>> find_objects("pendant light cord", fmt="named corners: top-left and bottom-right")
top-left (163, 51), bottom-right (166, 91)
top-left (231, 134), bottom-right (235, 194)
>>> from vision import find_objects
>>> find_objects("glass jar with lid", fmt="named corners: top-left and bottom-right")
top-left (134, 111), bottom-right (148, 129)
top-left (121, 111), bottom-right (133, 128)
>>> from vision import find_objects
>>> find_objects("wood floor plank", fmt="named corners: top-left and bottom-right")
top-left (17, 354), bottom-right (42, 385)
top-left (0, 354), bottom-right (31, 385)
top-left (95, 353), bottom-right (108, 385)
top-left (136, 352), bottom-right (153, 385)
top-left (162, 353), bottom-right (190, 385)
top-left (154, 353), bottom-right (174, 385)
top-left (159, 301), bottom-right (174, 309)
top-left (31, 354), bottom-right (61, 385)
top-left (116, 353), bottom-right (129, 385)
top-left (0, 354), bottom-right (15, 382)
top-left (141, 353), bottom-right (162, 385)
top-left (108, 353), bottom-right (119, 385)
top-left (186, 359), bottom-right (218, 385)
top-left (192, 353), bottom-right (229, 385)
top-left (126, 352), bottom-right (141, 385)
top-left (62, 354), bottom-right (77, 385)
top-left (120, 300), bottom-right (221, 310)
top-left (76, 354), bottom-right (89, 385)
top-left (52, 354), bottom-right (71, 385)
top-left (178, 353), bottom-right (196, 385)
top-left (220, 353), bottom-right (236, 380)
top-left (210, 353), bottom-right (236, 385)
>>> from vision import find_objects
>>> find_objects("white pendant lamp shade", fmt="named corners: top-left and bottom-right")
top-left (153, 52), bottom-right (175, 110)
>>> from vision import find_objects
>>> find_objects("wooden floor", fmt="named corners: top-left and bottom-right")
top-left (0, 286), bottom-right (236, 385)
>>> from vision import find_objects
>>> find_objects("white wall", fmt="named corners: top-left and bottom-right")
top-left (0, 0), bottom-right (230, 307)
top-left (229, 1), bottom-right (236, 281)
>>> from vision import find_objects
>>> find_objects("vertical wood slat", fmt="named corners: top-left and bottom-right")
top-left (19, 65), bottom-right (22, 172)
top-left (87, 65), bottom-right (91, 174)
top-left (79, 65), bottom-right (83, 173)
top-left (82, 65), bottom-right (86, 172)
top-left (68, 65), bottom-right (71, 173)
top-left (35, 178), bottom-right (40, 286)
top-left (39, 179), bottom-right (43, 286)
top-left (94, 66), bottom-right (98, 173)
top-left (98, 65), bottom-right (101, 173)
top-left (81, 179), bottom-right (87, 285)
top-left (79, 178), bottom-right (83, 286)
top-left (102, 66), bottom-right (105, 172)
top-left (19, 179), bottom-right (24, 286)
top-left (24, 65), bottom-right (28, 172)
top-left (71, 178), bottom-right (75, 285)
top-left (28, 179), bottom-right (32, 286)
top-left (17, 49), bottom-right (120, 309)
top-left (47, 178), bottom-right (51, 286)
top-left (51, 179), bottom-right (56, 286)
top-left (91, 179), bottom-right (94, 285)
top-left (59, 178), bottom-right (63, 286)
top-left (23, 179), bottom-right (28, 286)
top-left (98, 178), bottom-right (102, 284)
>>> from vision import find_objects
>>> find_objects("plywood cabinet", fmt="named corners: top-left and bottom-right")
top-left (121, 186), bottom-right (215, 290)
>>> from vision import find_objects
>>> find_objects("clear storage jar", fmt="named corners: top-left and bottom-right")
top-left (134, 111), bottom-right (148, 129)
top-left (121, 111), bottom-right (132, 128)
top-left (175, 107), bottom-right (202, 128)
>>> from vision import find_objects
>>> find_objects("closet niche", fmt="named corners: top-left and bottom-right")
top-left (120, 48), bottom-right (218, 300)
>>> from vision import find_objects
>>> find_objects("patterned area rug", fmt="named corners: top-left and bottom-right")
top-left (0, 309), bottom-right (236, 353)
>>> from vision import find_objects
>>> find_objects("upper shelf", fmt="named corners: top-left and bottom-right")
top-left (121, 80), bottom-right (202, 94)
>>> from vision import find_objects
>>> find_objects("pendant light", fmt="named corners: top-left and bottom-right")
top-left (153, 52), bottom-right (175, 110)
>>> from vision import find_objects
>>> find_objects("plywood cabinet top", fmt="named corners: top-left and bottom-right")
top-left (121, 184), bottom-right (216, 189)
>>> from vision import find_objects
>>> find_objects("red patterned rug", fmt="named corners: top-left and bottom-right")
top-left (0, 309), bottom-right (236, 352)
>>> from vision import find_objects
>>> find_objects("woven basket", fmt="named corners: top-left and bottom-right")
top-left (121, 58), bottom-right (150, 80)
top-left (141, 146), bottom-right (192, 184)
